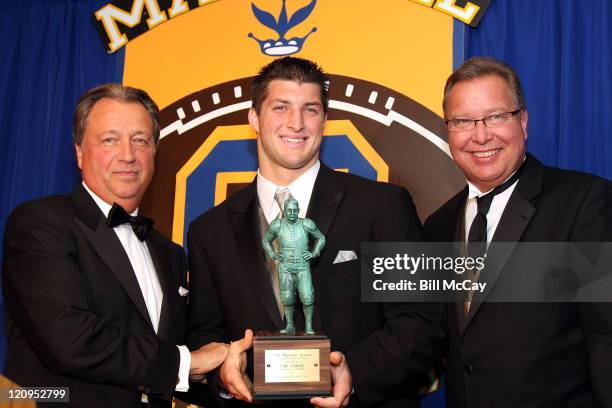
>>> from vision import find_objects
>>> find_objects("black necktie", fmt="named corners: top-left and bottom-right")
top-left (467, 161), bottom-right (525, 259)
top-left (106, 203), bottom-right (153, 241)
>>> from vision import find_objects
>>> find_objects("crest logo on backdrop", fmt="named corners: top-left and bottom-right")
top-left (94, 0), bottom-right (491, 53)
top-left (97, 0), bottom-right (491, 245)
top-left (248, 0), bottom-right (317, 56)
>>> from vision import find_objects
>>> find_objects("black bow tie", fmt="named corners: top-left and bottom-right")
top-left (106, 203), bottom-right (153, 241)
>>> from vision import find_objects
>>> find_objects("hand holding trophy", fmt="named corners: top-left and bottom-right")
top-left (219, 330), bottom-right (254, 402)
top-left (252, 197), bottom-right (331, 399)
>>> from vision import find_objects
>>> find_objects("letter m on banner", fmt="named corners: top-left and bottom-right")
top-left (94, 0), bottom-right (218, 53)
top-left (95, 0), bottom-right (168, 52)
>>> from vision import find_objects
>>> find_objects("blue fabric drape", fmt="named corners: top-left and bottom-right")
top-left (464, 0), bottom-right (612, 180)
top-left (0, 0), bottom-right (123, 370)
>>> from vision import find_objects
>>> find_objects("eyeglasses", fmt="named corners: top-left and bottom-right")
top-left (445, 109), bottom-right (522, 131)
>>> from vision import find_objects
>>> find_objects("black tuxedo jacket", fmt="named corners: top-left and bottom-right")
top-left (2, 185), bottom-right (188, 407)
top-left (425, 154), bottom-right (612, 408)
top-left (186, 164), bottom-right (445, 408)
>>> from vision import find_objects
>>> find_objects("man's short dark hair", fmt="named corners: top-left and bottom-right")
top-left (443, 57), bottom-right (526, 114)
top-left (251, 56), bottom-right (329, 114)
top-left (73, 83), bottom-right (160, 145)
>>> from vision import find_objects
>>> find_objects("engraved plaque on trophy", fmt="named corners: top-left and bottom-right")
top-left (252, 332), bottom-right (331, 399)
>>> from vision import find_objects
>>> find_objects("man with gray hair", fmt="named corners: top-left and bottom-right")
top-left (2, 83), bottom-right (228, 407)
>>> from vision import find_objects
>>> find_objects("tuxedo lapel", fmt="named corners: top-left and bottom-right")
top-left (306, 164), bottom-right (344, 237)
top-left (148, 234), bottom-right (178, 341)
top-left (465, 155), bottom-right (541, 327)
top-left (449, 188), bottom-right (468, 243)
top-left (70, 186), bottom-right (154, 330)
top-left (228, 182), bottom-right (283, 329)
top-left (305, 164), bottom-right (344, 331)
top-left (435, 188), bottom-right (471, 335)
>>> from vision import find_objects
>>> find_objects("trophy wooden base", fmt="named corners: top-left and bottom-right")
top-left (253, 331), bottom-right (332, 400)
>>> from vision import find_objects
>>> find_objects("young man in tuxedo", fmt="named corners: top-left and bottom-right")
top-left (425, 57), bottom-right (612, 408)
top-left (186, 57), bottom-right (445, 408)
top-left (2, 84), bottom-right (228, 407)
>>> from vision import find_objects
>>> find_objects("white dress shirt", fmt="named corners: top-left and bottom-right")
top-left (257, 160), bottom-right (320, 223)
top-left (83, 182), bottom-right (190, 392)
top-left (463, 175), bottom-right (519, 246)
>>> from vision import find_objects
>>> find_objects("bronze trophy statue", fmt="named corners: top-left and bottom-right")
top-left (253, 197), bottom-right (331, 399)
top-left (262, 197), bottom-right (325, 335)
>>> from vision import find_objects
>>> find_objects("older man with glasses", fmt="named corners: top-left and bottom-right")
top-left (425, 57), bottom-right (612, 408)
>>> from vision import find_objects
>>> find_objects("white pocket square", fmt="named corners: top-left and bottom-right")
top-left (178, 286), bottom-right (189, 296)
top-left (333, 250), bottom-right (358, 264)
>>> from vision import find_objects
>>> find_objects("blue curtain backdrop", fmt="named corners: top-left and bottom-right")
top-left (0, 0), bottom-right (123, 370)
top-left (464, 0), bottom-right (612, 179)
top-left (0, 1), bottom-right (610, 403)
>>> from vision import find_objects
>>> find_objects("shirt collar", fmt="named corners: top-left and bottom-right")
top-left (466, 156), bottom-right (526, 200)
top-left (82, 181), bottom-right (138, 217)
top-left (256, 160), bottom-right (320, 219)
top-left (466, 180), bottom-right (488, 200)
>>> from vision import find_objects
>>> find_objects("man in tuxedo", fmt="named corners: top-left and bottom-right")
top-left (186, 57), bottom-right (445, 408)
top-left (2, 84), bottom-right (228, 407)
top-left (425, 57), bottom-right (612, 407)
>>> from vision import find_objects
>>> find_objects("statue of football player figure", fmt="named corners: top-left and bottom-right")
top-left (262, 198), bottom-right (325, 335)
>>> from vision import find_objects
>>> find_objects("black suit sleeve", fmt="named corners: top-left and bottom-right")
top-left (2, 201), bottom-right (180, 394)
top-left (185, 222), bottom-right (229, 406)
top-left (186, 223), bottom-right (229, 348)
top-left (575, 178), bottom-right (612, 407)
top-left (346, 187), bottom-right (446, 407)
